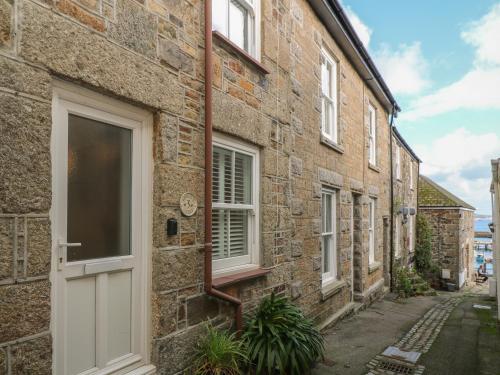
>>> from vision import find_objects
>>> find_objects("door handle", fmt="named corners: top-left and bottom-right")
top-left (59, 242), bottom-right (82, 247)
top-left (57, 240), bottom-right (82, 270)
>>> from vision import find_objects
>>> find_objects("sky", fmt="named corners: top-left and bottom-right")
top-left (341, 0), bottom-right (500, 216)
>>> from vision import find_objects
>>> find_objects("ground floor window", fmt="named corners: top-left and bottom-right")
top-left (212, 134), bottom-right (259, 272)
top-left (395, 215), bottom-right (400, 258)
top-left (369, 198), bottom-right (376, 264)
top-left (408, 214), bottom-right (414, 252)
top-left (321, 188), bottom-right (337, 285)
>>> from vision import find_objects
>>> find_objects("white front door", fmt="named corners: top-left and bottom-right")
top-left (51, 83), bottom-right (153, 375)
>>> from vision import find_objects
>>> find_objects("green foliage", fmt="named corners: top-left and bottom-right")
top-left (396, 267), bottom-right (433, 298)
top-left (415, 214), bottom-right (433, 274)
top-left (193, 324), bottom-right (248, 375)
top-left (396, 267), bottom-right (413, 298)
top-left (242, 294), bottom-right (324, 375)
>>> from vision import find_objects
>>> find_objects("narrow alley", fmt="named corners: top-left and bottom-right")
top-left (314, 286), bottom-right (500, 375)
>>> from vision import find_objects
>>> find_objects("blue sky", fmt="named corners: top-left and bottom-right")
top-left (342, 1), bottom-right (500, 215)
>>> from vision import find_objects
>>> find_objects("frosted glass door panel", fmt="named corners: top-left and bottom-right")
top-left (67, 114), bottom-right (132, 262)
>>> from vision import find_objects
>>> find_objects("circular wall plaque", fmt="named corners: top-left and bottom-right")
top-left (180, 192), bottom-right (198, 217)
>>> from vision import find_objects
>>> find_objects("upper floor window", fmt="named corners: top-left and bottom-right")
top-left (395, 145), bottom-right (401, 180)
top-left (321, 48), bottom-right (338, 144)
top-left (395, 215), bottom-right (400, 258)
top-left (368, 104), bottom-right (377, 165)
top-left (409, 160), bottom-right (414, 189)
top-left (213, 0), bottom-right (260, 58)
top-left (212, 135), bottom-right (259, 272)
top-left (321, 188), bottom-right (337, 286)
top-left (368, 198), bottom-right (376, 265)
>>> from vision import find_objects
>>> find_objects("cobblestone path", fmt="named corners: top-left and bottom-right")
top-left (365, 296), bottom-right (463, 375)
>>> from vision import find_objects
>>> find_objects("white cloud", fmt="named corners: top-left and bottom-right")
top-left (403, 3), bottom-right (500, 121)
top-left (373, 42), bottom-right (430, 96)
top-left (342, 3), bottom-right (372, 48)
top-left (340, 3), bottom-right (430, 96)
top-left (461, 3), bottom-right (500, 66)
top-left (402, 67), bottom-right (500, 121)
top-left (415, 128), bottom-right (500, 213)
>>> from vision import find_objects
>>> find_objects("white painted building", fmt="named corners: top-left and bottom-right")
top-left (490, 159), bottom-right (500, 321)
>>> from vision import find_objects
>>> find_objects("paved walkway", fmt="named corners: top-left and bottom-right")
top-left (313, 286), bottom-right (500, 375)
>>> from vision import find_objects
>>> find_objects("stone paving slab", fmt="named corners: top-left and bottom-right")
top-left (313, 294), bottom-right (448, 375)
top-left (364, 296), bottom-right (462, 374)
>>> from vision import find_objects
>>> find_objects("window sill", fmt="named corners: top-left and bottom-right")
top-left (212, 31), bottom-right (270, 75)
top-left (321, 279), bottom-right (347, 301)
top-left (368, 163), bottom-right (380, 173)
top-left (213, 267), bottom-right (270, 288)
top-left (368, 261), bottom-right (381, 274)
top-left (126, 365), bottom-right (156, 375)
top-left (320, 135), bottom-right (344, 154)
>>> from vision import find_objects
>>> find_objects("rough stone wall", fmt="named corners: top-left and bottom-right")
top-left (459, 209), bottom-right (475, 284)
top-left (419, 208), bottom-right (474, 287)
top-left (0, 0), bottom-right (391, 373)
top-left (392, 140), bottom-right (419, 271)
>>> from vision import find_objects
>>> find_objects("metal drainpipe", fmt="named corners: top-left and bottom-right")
top-left (203, 0), bottom-right (243, 332)
top-left (389, 106), bottom-right (396, 292)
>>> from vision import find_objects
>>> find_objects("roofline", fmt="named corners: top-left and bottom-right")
top-left (308, 0), bottom-right (400, 113)
top-left (419, 175), bottom-right (476, 210)
top-left (392, 126), bottom-right (421, 162)
top-left (419, 206), bottom-right (476, 212)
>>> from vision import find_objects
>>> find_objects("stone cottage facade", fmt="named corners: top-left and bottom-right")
top-left (392, 127), bottom-right (420, 278)
top-left (0, 0), bottom-right (400, 373)
top-left (418, 176), bottom-right (475, 289)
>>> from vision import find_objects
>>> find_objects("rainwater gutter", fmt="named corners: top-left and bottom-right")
top-left (203, 0), bottom-right (243, 333)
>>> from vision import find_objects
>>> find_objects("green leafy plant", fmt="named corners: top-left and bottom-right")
top-left (415, 214), bottom-right (433, 274)
top-left (242, 293), bottom-right (324, 375)
top-left (193, 324), bottom-right (248, 375)
top-left (396, 267), bottom-right (413, 298)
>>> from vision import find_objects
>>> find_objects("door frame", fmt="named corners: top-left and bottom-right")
top-left (50, 81), bottom-right (154, 374)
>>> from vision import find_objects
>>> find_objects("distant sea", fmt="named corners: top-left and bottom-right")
top-left (475, 217), bottom-right (492, 233)
top-left (474, 216), bottom-right (493, 275)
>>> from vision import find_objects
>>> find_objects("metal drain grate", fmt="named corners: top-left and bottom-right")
top-left (377, 361), bottom-right (415, 374)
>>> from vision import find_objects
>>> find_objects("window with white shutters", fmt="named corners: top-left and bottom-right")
top-left (212, 136), bottom-right (259, 272)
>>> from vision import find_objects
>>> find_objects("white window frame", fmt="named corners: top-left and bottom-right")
top-left (212, 134), bottom-right (260, 274)
top-left (409, 160), bottom-right (414, 189)
top-left (320, 47), bottom-right (338, 144)
top-left (408, 214), bottom-right (414, 252)
top-left (321, 188), bottom-right (337, 286)
top-left (395, 215), bottom-right (400, 258)
top-left (395, 145), bottom-right (401, 180)
top-left (350, 199), bottom-right (354, 298)
top-left (368, 198), bottom-right (376, 265)
top-left (368, 104), bottom-right (377, 165)
top-left (212, 0), bottom-right (261, 60)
